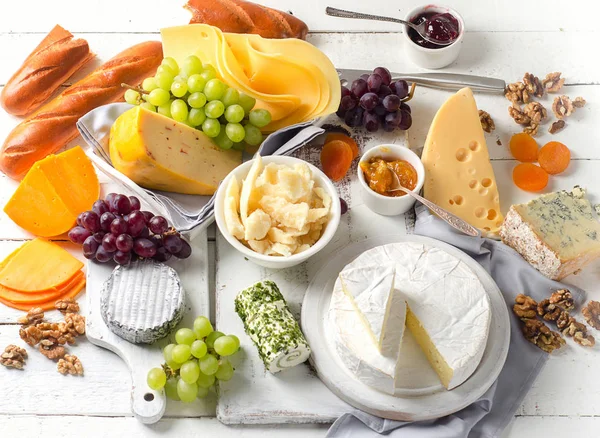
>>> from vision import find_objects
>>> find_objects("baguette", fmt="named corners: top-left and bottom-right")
top-left (0, 41), bottom-right (163, 180)
top-left (1, 25), bottom-right (94, 116)
top-left (186, 0), bottom-right (309, 40)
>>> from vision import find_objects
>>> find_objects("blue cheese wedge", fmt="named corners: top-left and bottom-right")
top-left (500, 186), bottom-right (600, 280)
top-left (100, 260), bottom-right (185, 344)
top-left (235, 281), bottom-right (310, 373)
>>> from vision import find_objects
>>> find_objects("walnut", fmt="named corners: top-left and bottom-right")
top-left (55, 298), bottom-right (80, 314)
top-left (17, 307), bottom-right (44, 326)
top-left (38, 338), bottom-right (66, 360)
top-left (521, 318), bottom-right (565, 353)
top-left (582, 301), bottom-right (600, 330)
top-left (64, 313), bottom-right (85, 336)
top-left (523, 123), bottom-right (539, 136)
top-left (572, 97), bottom-right (586, 108)
top-left (523, 72), bottom-right (544, 98)
top-left (552, 95), bottom-right (574, 119)
top-left (523, 102), bottom-right (547, 124)
top-left (19, 325), bottom-right (43, 346)
top-left (505, 82), bottom-right (530, 104)
top-left (513, 294), bottom-right (538, 319)
top-left (574, 331), bottom-right (595, 347)
top-left (508, 105), bottom-right (531, 125)
top-left (479, 110), bottom-right (495, 133)
top-left (542, 72), bottom-right (565, 93)
top-left (537, 299), bottom-right (563, 321)
top-left (57, 354), bottom-right (83, 376)
top-left (0, 345), bottom-right (27, 369)
top-left (549, 289), bottom-right (575, 311)
top-left (549, 120), bottom-right (566, 134)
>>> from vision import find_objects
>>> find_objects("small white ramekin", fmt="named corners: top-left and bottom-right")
top-left (357, 144), bottom-right (425, 216)
top-left (403, 4), bottom-right (464, 69)
top-left (214, 155), bottom-right (341, 269)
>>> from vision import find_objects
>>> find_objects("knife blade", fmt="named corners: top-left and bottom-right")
top-left (337, 68), bottom-right (506, 93)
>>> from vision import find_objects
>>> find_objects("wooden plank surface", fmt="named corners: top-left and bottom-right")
top-left (1, 0), bottom-right (599, 435)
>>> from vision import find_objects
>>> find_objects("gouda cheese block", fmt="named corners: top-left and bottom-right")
top-left (421, 88), bottom-right (504, 233)
top-left (110, 106), bottom-right (242, 195)
top-left (0, 238), bottom-right (84, 292)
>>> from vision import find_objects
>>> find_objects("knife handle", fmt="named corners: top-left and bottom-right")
top-left (397, 73), bottom-right (505, 93)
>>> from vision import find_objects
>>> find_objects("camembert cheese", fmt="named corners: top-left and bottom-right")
top-left (329, 242), bottom-right (491, 393)
top-left (500, 187), bottom-right (600, 280)
top-left (422, 88), bottom-right (503, 234)
top-left (109, 106), bottom-right (242, 195)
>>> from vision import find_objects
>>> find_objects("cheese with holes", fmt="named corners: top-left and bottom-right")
top-left (4, 146), bottom-right (99, 237)
top-left (329, 242), bottom-right (491, 393)
top-left (500, 186), bottom-right (600, 280)
top-left (422, 88), bottom-right (503, 234)
top-left (339, 264), bottom-right (404, 356)
top-left (109, 106), bottom-right (242, 195)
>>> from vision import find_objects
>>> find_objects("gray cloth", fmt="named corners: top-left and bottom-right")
top-left (327, 205), bottom-right (585, 438)
top-left (76, 103), bottom-right (325, 233)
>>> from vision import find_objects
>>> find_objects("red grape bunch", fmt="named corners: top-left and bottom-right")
top-left (68, 193), bottom-right (192, 265)
top-left (337, 67), bottom-right (414, 133)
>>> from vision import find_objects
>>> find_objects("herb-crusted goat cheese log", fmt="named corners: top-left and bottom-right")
top-left (235, 281), bottom-right (311, 373)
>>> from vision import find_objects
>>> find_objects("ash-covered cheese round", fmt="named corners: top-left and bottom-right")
top-left (100, 259), bottom-right (185, 344)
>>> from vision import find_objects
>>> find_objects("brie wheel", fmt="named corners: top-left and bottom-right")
top-left (329, 242), bottom-right (491, 393)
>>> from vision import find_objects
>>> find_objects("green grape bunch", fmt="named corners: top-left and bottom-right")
top-left (146, 315), bottom-right (242, 403)
top-left (123, 56), bottom-right (272, 151)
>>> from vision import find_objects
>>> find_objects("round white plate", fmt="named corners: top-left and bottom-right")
top-left (301, 234), bottom-right (510, 421)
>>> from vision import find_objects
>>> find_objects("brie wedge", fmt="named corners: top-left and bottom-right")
top-left (329, 242), bottom-right (491, 393)
top-left (339, 264), bottom-right (403, 357)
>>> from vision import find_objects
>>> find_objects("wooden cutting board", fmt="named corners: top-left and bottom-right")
top-left (86, 229), bottom-right (212, 424)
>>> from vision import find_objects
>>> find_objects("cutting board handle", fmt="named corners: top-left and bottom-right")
top-left (129, 353), bottom-right (167, 424)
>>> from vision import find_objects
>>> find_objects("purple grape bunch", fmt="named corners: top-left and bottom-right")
top-left (68, 193), bottom-right (192, 265)
top-left (337, 67), bottom-right (413, 133)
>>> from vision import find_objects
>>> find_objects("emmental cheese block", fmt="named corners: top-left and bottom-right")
top-left (422, 88), bottom-right (503, 234)
top-left (329, 242), bottom-right (491, 394)
top-left (500, 187), bottom-right (600, 280)
top-left (109, 106), bottom-right (242, 195)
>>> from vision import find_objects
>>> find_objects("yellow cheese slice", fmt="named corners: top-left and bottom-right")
top-left (0, 238), bottom-right (84, 292)
top-left (421, 88), bottom-right (504, 233)
top-left (161, 25), bottom-right (300, 122)
top-left (160, 24), bottom-right (341, 131)
top-left (109, 106), bottom-right (242, 196)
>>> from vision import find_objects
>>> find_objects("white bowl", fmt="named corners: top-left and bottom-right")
top-left (214, 156), bottom-right (341, 269)
top-left (357, 144), bottom-right (425, 216)
top-left (403, 4), bottom-right (464, 69)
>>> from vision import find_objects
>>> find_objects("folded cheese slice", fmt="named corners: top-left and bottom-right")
top-left (338, 264), bottom-right (403, 357)
top-left (421, 88), bottom-right (503, 234)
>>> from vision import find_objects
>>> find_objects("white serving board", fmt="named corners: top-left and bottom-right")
top-left (86, 229), bottom-right (212, 423)
top-left (302, 235), bottom-right (510, 421)
top-left (215, 127), bottom-right (419, 424)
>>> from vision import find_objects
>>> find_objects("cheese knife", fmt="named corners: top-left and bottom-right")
top-left (337, 68), bottom-right (506, 93)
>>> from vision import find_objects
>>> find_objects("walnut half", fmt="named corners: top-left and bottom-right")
top-left (57, 355), bottom-right (84, 376)
top-left (0, 345), bottom-right (27, 370)
top-left (583, 301), bottom-right (600, 330)
top-left (479, 110), bottom-right (495, 133)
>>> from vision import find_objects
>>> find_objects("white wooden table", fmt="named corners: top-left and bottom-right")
top-left (2, 0), bottom-right (600, 436)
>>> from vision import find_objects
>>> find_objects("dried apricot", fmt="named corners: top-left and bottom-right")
top-left (509, 133), bottom-right (539, 162)
top-left (325, 132), bottom-right (359, 159)
top-left (321, 140), bottom-right (353, 181)
top-left (538, 141), bottom-right (571, 175)
top-left (513, 163), bottom-right (549, 192)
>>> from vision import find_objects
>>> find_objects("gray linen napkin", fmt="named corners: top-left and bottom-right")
top-left (76, 103), bottom-right (325, 234)
top-left (327, 204), bottom-right (585, 438)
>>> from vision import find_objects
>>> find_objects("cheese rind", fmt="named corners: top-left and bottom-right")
top-left (500, 187), bottom-right (600, 280)
top-left (422, 88), bottom-right (503, 234)
top-left (109, 106), bottom-right (242, 195)
top-left (329, 242), bottom-right (491, 393)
